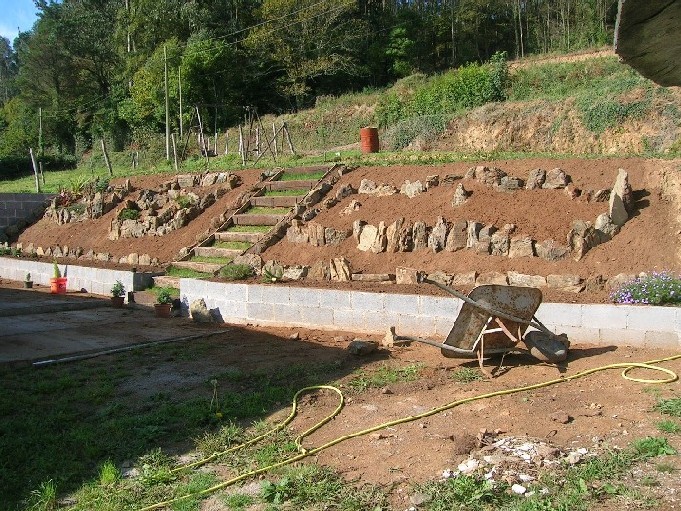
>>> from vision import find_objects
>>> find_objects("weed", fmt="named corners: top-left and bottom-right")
top-left (225, 224), bottom-right (271, 233)
top-left (654, 397), bottom-right (681, 417)
top-left (151, 286), bottom-right (179, 301)
top-left (450, 367), bottom-right (484, 383)
top-left (119, 207), bottom-right (140, 221)
top-left (656, 461), bottom-right (677, 473)
top-left (172, 472), bottom-right (218, 511)
top-left (175, 195), bottom-right (194, 209)
top-left (348, 363), bottom-right (422, 391)
top-left (610, 271), bottom-right (681, 305)
top-left (415, 474), bottom-right (502, 510)
top-left (222, 493), bottom-right (254, 509)
top-left (195, 422), bottom-right (244, 457)
top-left (214, 240), bottom-right (252, 250)
top-left (632, 436), bottom-right (677, 457)
top-left (98, 460), bottom-right (121, 486)
top-left (219, 263), bottom-right (254, 280)
top-left (25, 480), bottom-right (57, 511)
top-left (657, 419), bottom-right (681, 434)
top-left (166, 266), bottom-right (210, 279)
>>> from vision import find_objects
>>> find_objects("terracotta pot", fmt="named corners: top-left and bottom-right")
top-left (111, 296), bottom-right (125, 308)
top-left (154, 303), bottom-right (172, 318)
top-left (24, 281), bottom-right (33, 289)
top-left (50, 277), bottom-right (67, 294)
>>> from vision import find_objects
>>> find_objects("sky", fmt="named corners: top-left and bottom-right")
top-left (0, 0), bottom-right (38, 42)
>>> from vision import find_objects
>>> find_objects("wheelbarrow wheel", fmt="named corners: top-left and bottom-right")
top-left (522, 331), bottom-right (570, 363)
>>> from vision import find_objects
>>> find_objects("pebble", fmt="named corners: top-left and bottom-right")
top-left (512, 484), bottom-right (527, 494)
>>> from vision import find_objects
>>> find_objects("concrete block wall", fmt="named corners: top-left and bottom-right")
top-left (0, 193), bottom-right (55, 230)
top-left (180, 279), bottom-right (681, 349)
top-left (0, 258), bottom-right (150, 298)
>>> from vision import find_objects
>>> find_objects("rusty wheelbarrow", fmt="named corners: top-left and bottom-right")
top-left (396, 280), bottom-right (569, 378)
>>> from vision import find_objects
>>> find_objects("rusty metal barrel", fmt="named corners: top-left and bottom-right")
top-left (360, 127), bottom-right (379, 153)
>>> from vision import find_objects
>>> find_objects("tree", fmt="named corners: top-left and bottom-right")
top-left (0, 37), bottom-right (17, 105)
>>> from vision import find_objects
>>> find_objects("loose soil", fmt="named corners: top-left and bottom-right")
top-left (15, 156), bottom-right (681, 304)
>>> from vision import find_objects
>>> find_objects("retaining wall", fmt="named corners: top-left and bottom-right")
top-left (180, 279), bottom-right (681, 349)
top-left (0, 258), bottom-right (153, 297)
top-left (0, 193), bottom-right (55, 231)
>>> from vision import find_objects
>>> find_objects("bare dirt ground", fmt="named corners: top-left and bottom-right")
top-left (15, 156), bottom-right (681, 304)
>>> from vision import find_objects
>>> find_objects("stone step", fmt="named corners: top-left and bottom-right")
top-left (193, 246), bottom-right (243, 258)
top-left (172, 261), bottom-right (223, 273)
top-left (265, 180), bottom-right (317, 191)
top-left (214, 231), bottom-right (264, 243)
top-left (152, 275), bottom-right (181, 288)
top-left (250, 195), bottom-right (300, 207)
top-left (233, 213), bottom-right (284, 226)
top-left (283, 165), bottom-right (330, 174)
top-left (351, 273), bottom-right (395, 282)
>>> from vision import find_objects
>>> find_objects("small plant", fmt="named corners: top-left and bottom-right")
top-left (52, 261), bottom-right (61, 278)
top-left (655, 397), bottom-right (681, 417)
top-left (25, 272), bottom-right (31, 282)
top-left (110, 280), bottom-right (125, 297)
top-left (175, 195), bottom-right (193, 209)
top-left (98, 460), bottom-right (120, 486)
top-left (220, 263), bottom-right (254, 281)
top-left (119, 208), bottom-right (140, 221)
top-left (656, 420), bottom-right (681, 434)
top-left (632, 436), bottom-right (677, 458)
top-left (610, 271), bottom-right (681, 305)
top-left (156, 289), bottom-right (173, 304)
top-left (262, 265), bottom-right (284, 283)
top-left (450, 367), bottom-right (484, 383)
top-left (25, 479), bottom-right (57, 511)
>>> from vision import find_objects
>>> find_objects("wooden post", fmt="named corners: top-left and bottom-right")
top-left (178, 67), bottom-right (183, 138)
top-left (255, 125), bottom-right (260, 156)
top-left (283, 122), bottom-right (296, 155)
top-left (238, 125), bottom-right (245, 165)
top-left (164, 45), bottom-right (170, 161)
top-left (29, 148), bottom-right (40, 193)
top-left (224, 130), bottom-right (229, 155)
top-left (39, 161), bottom-right (45, 185)
top-left (272, 122), bottom-right (278, 157)
top-left (101, 139), bottom-right (113, 176)
top-left (171, 133), bottom-right (178, 171)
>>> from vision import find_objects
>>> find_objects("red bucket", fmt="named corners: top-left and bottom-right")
top-left (50, 277), bottom-right (67, 294)
top-left (360, 127), bottom-right (379, 154)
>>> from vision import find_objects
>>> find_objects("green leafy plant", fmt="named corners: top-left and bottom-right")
top-left (654, 397), bottom-right (681, 417)
top-left (219, 263), bottom-right (254, 281)
top-left (25, 272), bottom-right (31, 283)
top-left (348, 364), bottom-right (422, 391)
top-left (25, 479), bottom-right (57, 511)
top-left (632, 436), bottom-right (677, 458)
top-left (262, 265), bottom-right (284, 283)
top-left (52, 261), bottom-right (61, 278)
top-left (156, 289), bottom-right (173, 304)
top-left (656, 420), bottom-right (681, 434)
top-left (175, 195), bottom-right (193, 209)
top-left (119, 208), bottom-right (140, 221)
top-left (98, 460), bottom-right (120, 486)
top-left (450, 367), bottom-right (484, 383)
top-left (110, 280), bottom-right (125, 297)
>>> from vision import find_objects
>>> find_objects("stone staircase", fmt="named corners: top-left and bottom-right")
top-left (164, 166), bottom-right (330, 283)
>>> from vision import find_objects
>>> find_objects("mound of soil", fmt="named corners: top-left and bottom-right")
top-left (15, 157), bottom-right (680, 304)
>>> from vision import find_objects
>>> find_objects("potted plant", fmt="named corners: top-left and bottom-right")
top-left (50, 261), bottom-right (67, 294)
top-left (23, 272), bottom-right (33, 289)
top-left (154, 289), bottom-right (173, 318)
top-left (110, 280), bottom-right (125, 307)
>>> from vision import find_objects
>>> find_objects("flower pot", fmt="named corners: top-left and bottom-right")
top-left (111, 296), bottom-right (125, 308)
top-left (50, 277), bottom-right (68, 294)
top-left (154, 303), bottom-right (172, 318)
top-left (24, 281), bottom-right (33, 289)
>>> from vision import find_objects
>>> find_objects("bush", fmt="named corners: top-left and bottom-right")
top-left (383, 115), bottom-right (449, 150)
top-left (219, 264), bottom-right (253, 281)
top-left (610, 271), bottom-right (681, 305)
top-left (119, 208), bottom-right (140, 221)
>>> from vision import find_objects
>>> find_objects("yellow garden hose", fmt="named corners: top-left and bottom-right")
top-left (139, 354), bottom-right (681, 511)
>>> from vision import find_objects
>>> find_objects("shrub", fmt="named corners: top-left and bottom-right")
top-left (219, 264), bottom-right (254, 281)
top-left (119, 208), bottom-right (140, 221)
top-left (610, 271), bottom-right (681, 305)
top-left (156, 289), bottom-right (173, 304)
top-left (175, 195), bottom-right (193, 209)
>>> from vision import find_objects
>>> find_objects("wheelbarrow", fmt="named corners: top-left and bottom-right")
top-left (396, 280), bottom-right (569, 378)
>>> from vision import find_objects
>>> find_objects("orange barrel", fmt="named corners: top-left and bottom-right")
top-left (360, 127), bottom-right (379, 153)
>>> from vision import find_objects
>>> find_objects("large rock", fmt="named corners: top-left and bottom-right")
top-left (330, 257), bottom-right (352, 281)
top-left (445, 219), bottom-right (468, 252)
top-left (594, 213), bottom-right (620, 244)
top-left (358, 179), bottom-right (377, 194)
top-left (609, 168), bottom-right (633, 226)
top-left (283, 265), bottom-right (309, 281)
top-left (400, 180), bottom-right (426, 198)
top-left (476, 272), bottom-right (508, 285)
top-left (567, 220), bottom-right (596, 261)
top-left (357, 224), bottom-right (378, 252)
top-left (396, 266), bottom-right (421, 285)
top-left (507, 272), bottom-right (546, 288)
top-left (426, 270), bottom-right (452, 286)
top-left (466, 165), bottom-right (507, 186)
top-left (324, 227), bottom-right (349, 245)
top-left (190, 298), bottom-right (214, 323)
top-left (508, 236), bottom-right (535, 258)
top-left (542, 168), bottom-right (570, 189)
top-left (497, 176), bottom-right (524, 191)
top-left (385, 218), bottom-right (405, 253)
top-left (547, 274), bottom-right (584, 293)
top-left (412, 222), bottom-right (428, 250)
top-left (308, 260), bottom-right (330, 281)
top-left (286, 220), bottom-right (309, 244)
top-left (466, 221), bottom-right (482, 248)
top-left (451, 184), bottom-right (470, 206)
top-left (427, 217), bottom-right (448, 253)
top-left (335, 184), bottom-right (356, 200)
top-left (526, 168), bottom-right (546, 189)
top-left (233, 253), bottom-right (264, 273)
top-left (451, 271), bottom-right (477, 286)
top-left (535, 239), bottom-right (570, 261)
top-left (307, 222), bottom-right (326, 247)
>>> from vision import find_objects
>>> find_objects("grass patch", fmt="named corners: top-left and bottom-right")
top-left (245, 206), bottom-right (291, 215)
top-left (213, 241), bottom-right (252, 251)
top-left (188, 255), bottom-right (233, 264)
top-left (219, 263), bottom-right (254, 281)
top-left (656, 419), bottom-right (681, 434)
top-left (263, 189), bottom-right (308, 196)
top-left (348, 363), bottom-right (422, 392)
top-left (150, 285), bottom-right (180, 300)
top-left (166, 266), bottom-right (211, 279)
top-left (224, 224), bottom-right (271, 233)
top-left (655, 397), bottom-right (681, 417)
top-left (450, 367), bottom-right (484, 383)
top-left (277, 171), bottom-right (326, 181)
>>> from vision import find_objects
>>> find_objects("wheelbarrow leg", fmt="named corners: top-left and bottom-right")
top-left (476, 334), bottom-right (494, 379)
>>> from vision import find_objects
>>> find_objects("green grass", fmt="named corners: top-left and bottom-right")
top-left (188, 255), bottom-right (233, 264)
top-left (224, 224), bottom-right (271, 233)
top-left (263, 189), bottom-right (308, 196)
top-left (213, 241), bottom-right (252, 251)
top-left (655, 397), bottom-right (681, 417)
top-left (348, 363), bottom-right (423, 392)
top-left (450, 367), bottom-right (484, 383)
top-left (656, 419), bottom-right (681, 434)
top-left (277, 171), bottom-right (326, 181)
top-left (219, 263), bottom-right (254, 280)
top-left (245, 206), bottom-right (291, 215)
top-left (166, 266), bottom-right (211, 279)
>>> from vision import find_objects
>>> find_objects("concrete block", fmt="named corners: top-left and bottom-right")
top-left (598, 328), bottom-right (645, 346)
top-left (319, 289), bottom-right (352, 309)
top-left (625, 306), bottom-right (677, 332)
top-left (398, 314), bottom-right (436, 337)
top-left (181, 279), bottom-right (208, 297)
top-left (273, 303), bottom-right (303, 324)
top-left (214, 300), bottom-right (247, 321)
top-left (300, 306), bottom-right (334, 326)
top-left (333, 308), bottom-right (363, 330)
top-left (644, 331), bottom-right (680, 349)
top-left (555, 325), bottom-right (601, 345)
top-left (246, 302), bottom-right (275, 322)
top-left (434, 318), bottom-right (454, 338)
top-left (420, 295), bottom-right (460, 319)
top-left (582, 304), bottom-right (629, 330)
top-left (384, 293), bottom-right (420, 316)
top-left (247, 284), bottom-right (268, 304)
top-left (537, 303), bottom-right (582, 328)
top-left (264, 285), bottom-right (291, 305)
top-left (288, 287), bottom-right (321, 308)
top-left (350, 291), bottom-right (385, 313)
